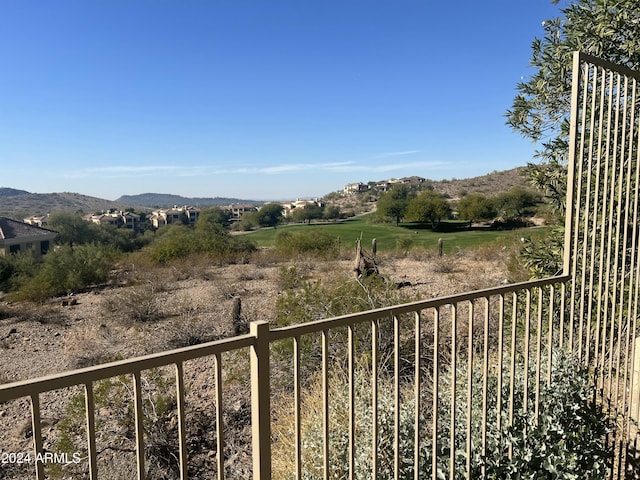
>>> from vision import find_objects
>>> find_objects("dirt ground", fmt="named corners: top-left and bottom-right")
top-left (0, 245), bottom-right (522, 478)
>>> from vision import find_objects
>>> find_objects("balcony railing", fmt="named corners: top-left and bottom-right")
top-left (1, 52), bottom-right (640, 479)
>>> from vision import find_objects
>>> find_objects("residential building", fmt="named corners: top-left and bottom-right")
top-left (149, 206), bottom-right (201, 228)
top-left (0, 217), bottom-right (57, 257)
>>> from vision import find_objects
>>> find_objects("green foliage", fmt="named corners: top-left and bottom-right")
top-left (253, 202), bottom-right (285, 227)
top-left (48, 210), bottom-right (101, 246)
top-left (494, 187), bottom-right (541, 217)
top-left (520, 227), bottom-right (565, 278)
top-left (291, 204), bottom-right (324, 224)
top-left (457, 193), bottom-right (497, 222)
top-left (196, 206), bottom-right (232, 229)
top-left (376, 185), bottom-right (415, 225)
top-left (275, 230), bottom-right (339, 258)
top-left (8, 244), bottom-right (117, 300)
top-left (406, 190), bottom-right (452, 227)
top-left (144, 223), bottom-right (256, 264)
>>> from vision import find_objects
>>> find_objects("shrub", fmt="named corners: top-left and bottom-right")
top-left (8, 244), bottom-right (117, 301)
top-left (275, 230), bottom-right (340, 258)
top-left (272, 352), bottom-right (610, 479)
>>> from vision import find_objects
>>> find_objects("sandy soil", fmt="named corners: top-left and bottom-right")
top-left (0, 247), bottom-right (520, 478)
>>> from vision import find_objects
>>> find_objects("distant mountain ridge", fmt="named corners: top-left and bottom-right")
top-left (0, 167), bottom-right (531, 220)
top-left (115, 193), bottom-right (262, 208)
top-left (0, 187), bottom-right (30, 197)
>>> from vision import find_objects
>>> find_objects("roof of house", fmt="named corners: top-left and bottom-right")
top-left (0, 217), bottom-right (58, 240)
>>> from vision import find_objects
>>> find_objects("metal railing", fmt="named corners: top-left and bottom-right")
top-left (1, 51), bottom-right (639, 479)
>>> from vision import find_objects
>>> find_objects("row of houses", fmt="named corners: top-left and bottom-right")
top-left (343, 176), bottom-right (427, 195)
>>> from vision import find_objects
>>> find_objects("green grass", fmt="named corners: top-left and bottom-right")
top-left (242, 214), bottom-right (548, 253)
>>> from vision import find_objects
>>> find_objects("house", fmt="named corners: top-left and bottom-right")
top-left (281, 198), bottom-right (325, 218)
top-left (83, 210), bottom-right (143, 231)
top-left (227, 204), bottom-right (258, 221)
top-left (343, 182), bottom-right (368, 195)
top-left (23, 215), bottom-right (51, 227)
top-left (0, 217), bottom-right (57, 257)
top-left (149, 206), bottom-right (201, 228)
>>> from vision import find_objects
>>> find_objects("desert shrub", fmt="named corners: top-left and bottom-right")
top-left (144, 224), bottom-right (256, 264)
top-left (49, 369), bottom-right (179, 479)
top-left (275, 230), bottom-right (340, 258)
top-left (8, 244), bottom-right (117, 301)
top-left (103, 283), bottom-right (164, 323)
top-left (272, 369), bottom-right (430, 479)
top-left (272, 352), bottom-right (610, 479)
top-left (396, 237), bottom-right (413, 256)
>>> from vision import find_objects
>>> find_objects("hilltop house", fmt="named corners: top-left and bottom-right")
top-left (0, 217), bottom-right (57, 257)
top-left (281, 198), bottom-right (325, 218)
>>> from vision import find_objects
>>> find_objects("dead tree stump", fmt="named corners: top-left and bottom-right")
top-left (353, 239), bottom-right (379, 278)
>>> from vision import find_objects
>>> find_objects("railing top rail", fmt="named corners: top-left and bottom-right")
top-left (0, 333), bottom-right (255, 402)
top-left (269, 275), bottom-right (569, 341)
top-left (575, 51), bottom-right (640, 81)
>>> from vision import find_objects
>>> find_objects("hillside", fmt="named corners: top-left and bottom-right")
top-left (429, 167), bottom-right (530, 199)
top-left (116, 193), bottom-right (262, 208)
top-left (0, 192), bottom-right (135, 219)
top-left (0, 167), bottom-right (533, 220)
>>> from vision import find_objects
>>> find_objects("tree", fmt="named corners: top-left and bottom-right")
top-left (406, 190), bottom-right (451, 228)
top-left (254, 202), bottom-right (284, 228)
top-left (292, 204), bottom-right (324, 224)
top-left (494, 187), bottom-right (540, 217)
top-left (196, 207), bottom-right (232, 230)
top-left (48, 211), bottom-right (99, 246)
top-left (505, 0), bottom-right (640, 277)
top-left (376, 184), bottom-right (414, 226)
top-left (506, 0), bottom-right (640, 208)
top-left (457, 193), bottom-right (497, 224)
top-left (323, 205), bottom-right (341, 221)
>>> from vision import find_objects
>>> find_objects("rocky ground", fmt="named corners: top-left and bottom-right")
top-left (0, 245), bottom-right (522, 479)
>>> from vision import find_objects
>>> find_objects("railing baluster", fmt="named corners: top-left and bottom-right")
top-left (496, 294), bottom-right (504, 431)
top-left (449, 304), bottom-right (457, 480)
top-left (322, 329), bottom-right (329, 480)
top-left (394, 315), bottom-right (400, 480)
top-left (508, 292), bottom-right (517, 460)
top-left (214, 353), bottom-right (225, 480)
top-left (174, 363), bottom-right (188, 480)
top-left (133, 371), bottom-right (146, 480)
top-left (294, 336), bottom-right (302, 480)
top-left (465, 300), bottom-right (474, 478)
top-left (481, 297), bottom-right (490, 479)
top-left (30, 394), bottom-right (45, 480)
top-left (547, 286), bottom-right (554, 387)
top-left (432, 308), bottom-right (440, 480)
top-left (534, 287), bottom-right (543, 425)
top-left (348, 325), bottom-right (355, 480)
top-left (84, 381), bottom-right (98, 480)
top-left (523, 290), bottom-right (531, 414)
top-left (414, 311), bottom-right (421, 480)
top-left (371, 319), bottom-right (379, 480)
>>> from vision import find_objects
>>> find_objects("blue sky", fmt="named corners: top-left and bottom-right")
top-left (1, 1), bottom-right (564, 201)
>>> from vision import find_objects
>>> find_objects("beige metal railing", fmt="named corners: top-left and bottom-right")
top-left (1, 51), bottom-right (640, 479)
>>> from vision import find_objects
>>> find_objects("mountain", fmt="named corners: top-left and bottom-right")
top-left (0, 192), bottom-right (135, 219)
top-left (0, 187), bottom-right (30, 197)
top-left (115, 193), bottom-right (263, 208)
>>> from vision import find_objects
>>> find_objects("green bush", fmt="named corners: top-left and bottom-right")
top-left (8, 244), bottom-right (117, 301)
top-left (275, 230), bottom-right (340, 258)
top-left (144, 224), bottom-right (256, 264)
